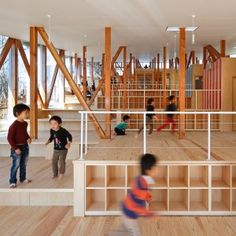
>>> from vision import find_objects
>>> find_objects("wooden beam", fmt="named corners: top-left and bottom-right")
top-left (0, 38), bottom-right (14, 69)
top-left (30, 27), bottom-right (38, 139)
top-left (78, 57), bottom-right (82, 84)
top-left (192, 51), bottom-right (195, 64)
top-left (42, 45), bottom-right (47, 103)
top-left (15, 39), bottom-right (45, 109)
top-left (88, 79), bottom-right (104, 107)
top-left (37, 27), bottom-right (106, 138)
top-left (105, 27), bottom-right (111, 138)
top-left (220, 40), bottom-right (226, 57)
top-left (9, 43), bottom-right (18, 106)
top-left (83, 46), bottom-right (87, 99)
top-left (111, 46), bottom-right (123, 71)
top-left (101, 53), bottom-right (105, 96)
top-left (74, 53), bottom-right (79, 84)
top-left (163, 47), bottom-right (167, 107)
top-left (122, 46), bottom-right (127, 109)
top-left (179, 28), bottom-right (186, 139)
top-left (46, 50), bottom-right (64, 107)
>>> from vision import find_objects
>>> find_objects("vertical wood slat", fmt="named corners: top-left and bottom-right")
top-left (179, 28), bottom-right (186, 139)
top-left (163, 47), bottom-right (167, 107)
top-left (83, 46), bottom-right (87, 99)
top-left (122, 46), bottom-right (127, 109)
top-left (105, 27), bottom-right (111, 138)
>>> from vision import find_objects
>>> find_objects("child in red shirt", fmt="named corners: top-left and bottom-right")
top-left (7, 104), bottom-right (32, 188)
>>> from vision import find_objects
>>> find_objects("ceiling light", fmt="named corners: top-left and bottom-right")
top-left (166, 26), bottom-right (199, 32)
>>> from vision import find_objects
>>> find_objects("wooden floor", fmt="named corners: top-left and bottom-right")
top-left (0, 157), bottom-right (73, 188)
top-left (0, 206), bottom-right (235, 236)
top-left (86, 131), bottom-right (236, 161)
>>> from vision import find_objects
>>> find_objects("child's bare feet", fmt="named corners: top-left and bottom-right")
top-left (59, 174), bottom-right (64, 179)
top-left (52, 176), bottom-right (58, 179)
top-left (21, 179), bottom-right (32, 183)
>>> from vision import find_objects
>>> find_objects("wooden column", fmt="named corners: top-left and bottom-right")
top-left (83, 46), bottom-right (87, 99)
top-left (122, 46), bottom-right (127, 109)
top-left (30, 27), bottom-right (38, 139)
top-left (157, 53), bottom-right (160, 84)
top-left (78, 58), bottom-right (82, 84)
top-left (220, 40), bottom-right (226, 57)
top-left (179, 28), bottom-right (186, 139)
top-left (105, 27), bottom-right (111, 138)
top-left (163, 47), bottom-right (167, 107)
top-left (59, 50), bottom-right (65, 106)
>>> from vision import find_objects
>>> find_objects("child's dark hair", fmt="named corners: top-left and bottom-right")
top-left (123, 115), bottom-right (130, 122)
top-left (140, 153), bottom-right (158, 175)
top-left (168, 95), bottom-right (175, 102)
top-left (49, 115), bottom-right (62, 124)
top-left (13, 103), bottom-right (30, 117)
top-left (147, 98), bottom-right (154, 105)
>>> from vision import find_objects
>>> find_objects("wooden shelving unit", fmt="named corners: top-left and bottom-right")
top-left (74, 161), bottom-right (236, 216)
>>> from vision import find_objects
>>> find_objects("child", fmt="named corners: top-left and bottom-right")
top-left (108, 153), bottom-right (158, 236)
top-left (137, 98), bottom-right (158, 136)
top-left (114, 115), bottom-right (130, 136)
top-left (157, 95), bottom-right (177, 133)
top-left (45, 116), bottom-right (72, 179)
top-left (7, 104), bottom-right (32, 188)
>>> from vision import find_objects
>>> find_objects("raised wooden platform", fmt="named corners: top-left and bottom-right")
top-left (85, 131), bottom-right (236, 161)
top-left (0, 206), bottom-right (235, 236)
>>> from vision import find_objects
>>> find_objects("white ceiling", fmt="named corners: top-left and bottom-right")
top-left (1, 0), bottom-right (236, 61)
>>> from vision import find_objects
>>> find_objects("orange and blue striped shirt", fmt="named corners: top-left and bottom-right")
top-left (122, 175), bottom-right (153, 219)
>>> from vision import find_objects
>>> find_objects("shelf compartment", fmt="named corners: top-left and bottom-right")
top-left (232, 166), bottom-right (236, 187)
top-left (86, 189), bottom-right (105, 211)
top-left (190, 166), bottom-right (208, 187)
top-left (152, 165), bottom-right (168, 187)
top-left (106, 189), bottom-right (126, 211)
top-left (86, 165), bottom-right (105, 188)
top-left (211, 189), bottom-right (230, 211)
top-left (190, 189), bottom-right (208, 211)
top-left (169, 166), bottom-right (188, 187)
top-left (212, 166), bottom-right (230, 188)
top-left (232, 190), bottom-right (236, 211)
top-left (150, 189), bottom-right (168, 211)
top-left (169, 189), bottom-right (188, 211)
top-left (127, 165), bottom-right (140, 187)
top-left (107, 166), bottom-right (126, 187)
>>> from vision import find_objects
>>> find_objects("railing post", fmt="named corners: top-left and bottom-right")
top-left (85, 113), bottom-right (88, 155)
top-left (143, 113), bottom-right (147, 154)
top-left (208, 113), bottom-right (211, 161)
top-left (80, 112), bottom-right (84, 160)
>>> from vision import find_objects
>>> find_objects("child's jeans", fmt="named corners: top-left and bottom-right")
top-left (9, 144), bottom-right (29, 184)
top-left (108, 215), bottom-right (140, 236)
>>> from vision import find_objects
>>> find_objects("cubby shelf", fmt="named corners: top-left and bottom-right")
top-left (212, 166), bottom-right (230, 188)
top-left (76, 161), bottom-right (236, 216)
top-left (86, 166), bottom-right (105, 188)
top-left (190, 166), bottom-right (208, 188)
top-left (107, 166), bottom-right (126, 188)
top-left (106, 189), bottom-right (126, 211)
top-left (169, 189), bottom-right (188, 211)
top-left (86, 189), bottom-right (105, 212)
top-left (169, 166), bottom-right (188, 187)
top-left (190, 189), bottom-right (208, 211)
top-left (211, 189), bottom-right (230, 211)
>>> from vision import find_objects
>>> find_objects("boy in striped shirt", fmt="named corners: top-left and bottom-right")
top-left (108, 153), bottom-right (158, 236)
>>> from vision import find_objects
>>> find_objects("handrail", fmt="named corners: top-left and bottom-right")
top-left (79, 110), bottom-right (236, 161)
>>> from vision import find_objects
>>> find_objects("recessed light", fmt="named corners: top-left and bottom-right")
top-left (192, 14), bottom-right (196, 18)
top-left (166, 26), bottom-right (199, 32)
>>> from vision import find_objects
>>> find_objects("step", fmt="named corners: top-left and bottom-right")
top-left (0, 189), bottom-right (73, 206)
